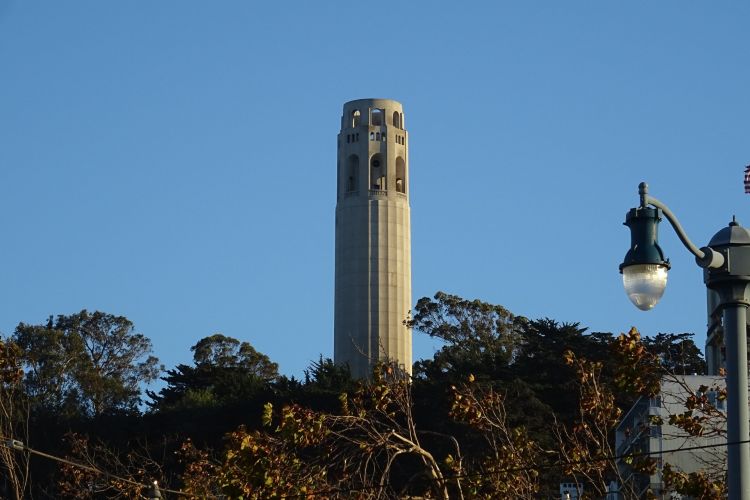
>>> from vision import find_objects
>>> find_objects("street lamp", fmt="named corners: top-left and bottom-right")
top-left (620, 202), bottom-right (670, 311)
top-left (620, 182), bottom-right (750, 500)
top-left (144, 481), bottom-right (162, 500)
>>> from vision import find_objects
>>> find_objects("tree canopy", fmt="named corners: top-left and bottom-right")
top-left (12, 310), bottom-right (160, 417)
top-left (147, 333), bottom-right (278, 413)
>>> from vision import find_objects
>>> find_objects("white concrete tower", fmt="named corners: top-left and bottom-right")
top-left (334, 98), bottom-right (412, 379)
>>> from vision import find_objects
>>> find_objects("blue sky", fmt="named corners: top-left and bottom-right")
top-left (1, 1), bottom-right (748, 382)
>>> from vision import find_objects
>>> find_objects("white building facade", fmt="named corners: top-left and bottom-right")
top-left (615, 375), bottom-right (727, 498)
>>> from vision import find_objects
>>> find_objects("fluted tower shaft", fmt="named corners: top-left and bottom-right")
top-left (334, 98), bottom-right (412, 379)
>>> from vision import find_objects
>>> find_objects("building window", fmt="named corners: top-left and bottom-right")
top-left (396, 156), bottom-right (406, 194)
top-left (371, 108), bottom-right (383, 126)
top-left (370, 154), bottom-right (385, 190)
top-left (352, 110), bottom-right (361, 127)
top-left (347, 154), bottom-right (359, 192)
top-left (708, 390), bottom-right (727, 411)
top-left (392, 110), bottom-right (401, 129)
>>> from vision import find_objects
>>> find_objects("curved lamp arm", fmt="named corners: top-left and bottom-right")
top-left (638, 182), bottom-right (724, 269)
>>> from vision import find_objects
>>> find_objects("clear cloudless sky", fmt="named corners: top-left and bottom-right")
top-left (1, 1), bottom-right (748, 385)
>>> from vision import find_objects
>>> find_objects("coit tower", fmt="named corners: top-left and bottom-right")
top-left (334, 98), bottom-right (412, 379)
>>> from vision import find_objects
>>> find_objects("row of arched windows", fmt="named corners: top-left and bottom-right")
top-left (350, 108), bottom-right (405, 129)
top-left (346, 132), bottom-right (402, 144)
top-left (344, 154), bottom-right (407, 195)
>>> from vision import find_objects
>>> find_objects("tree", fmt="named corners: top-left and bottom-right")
top-left (555, 341), bottom-right (645, 498)
top-left (643, 332), bottom-right (707, 375)
top-left (191, 334), bottom-right (278, 380)
top-left (174, 319), bottom-right (728, 499)
top-left (443, 329), bottom-right (655, 499)
top-left (180, 363), bottom-right (460, 499)
top-left (147, 334), bottom-right (278, 412)
top-left (408, 292), bottom-right (527, 378)
top-left (511, 319), bottom-right (615, 425)
top-left (303, 356), bottom-right (353, 392)
top-left (177, 346), bottom-right (652, 499)
top-left (409, 293), bottom-right (718, 496)
top-left (13, 310), bottom-right (160, 417)
top-left (55, 432), bottom-right (167, 499)
top-left (0, 338), bottom-right (30, 500)
top-left (449, 377), bottom-right (545, 497)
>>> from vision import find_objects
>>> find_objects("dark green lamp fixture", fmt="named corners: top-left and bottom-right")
top-left (620, 204), bottom-right (670, 310)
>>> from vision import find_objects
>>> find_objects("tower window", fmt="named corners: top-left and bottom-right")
top-left (370, 154), bottom-right (385, 190)
top-left (347, 154), bottom-right (359, 192)
top-left (370, 132), bottom-right (375, 141)
top-left (352, 110), bottom-right (361, 128)
top-left (396, 156), bottom-right (406, 194)
top-left (375, 132), bottom-right (380, 141)
top-left (347, 134), bottom-right (350, 143)
top-left (392, 111), bottom-right (401, 129)
top-left (371, 108), bottom-right (383, 126)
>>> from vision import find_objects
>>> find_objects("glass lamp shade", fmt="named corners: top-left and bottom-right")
top-left (622, 263), bottom-right (668, 311)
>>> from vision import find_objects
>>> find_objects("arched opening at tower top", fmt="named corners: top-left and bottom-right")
top-left (371, 108), bottom-right (383, 126)
top-left (352, 110), bottom-right (361, 128)
top-left (392, 111), bottom-right (401, 129)
top-left (347, 154), bottom-right (359, 192)
top-left (370, 154), bottom-right (385, 190)
top-left (396, 157), bottom-right (406, 194)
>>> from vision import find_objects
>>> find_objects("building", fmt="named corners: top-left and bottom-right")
top-left (615, 375), bottom-right (726, 498)
top-left (559, 481), bottom-right (583, 499)
top-left (334, 99), bottom-right (412, 379)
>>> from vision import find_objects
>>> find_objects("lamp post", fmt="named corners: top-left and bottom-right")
top-left (620, 182), bottom-right (750, 500)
